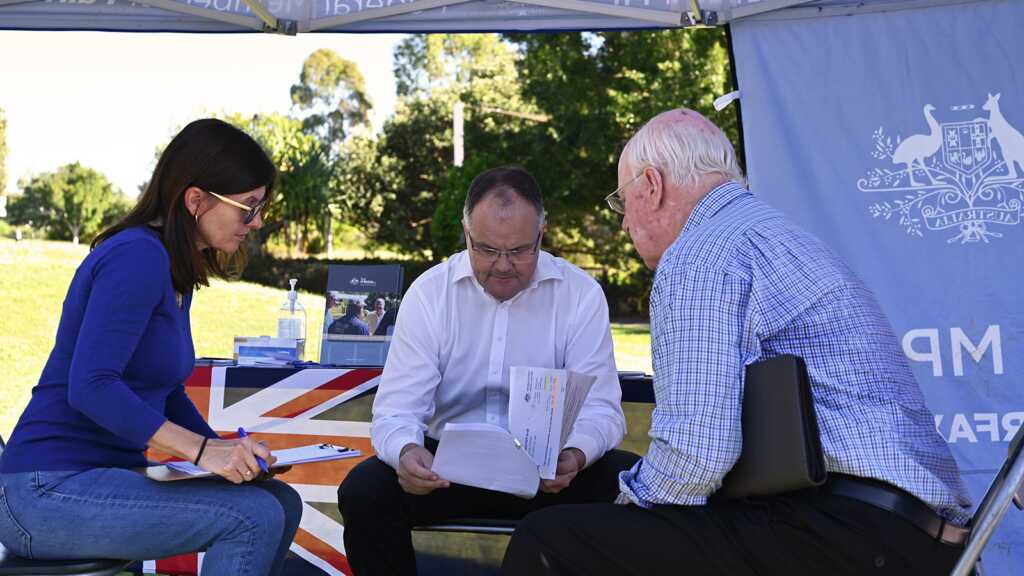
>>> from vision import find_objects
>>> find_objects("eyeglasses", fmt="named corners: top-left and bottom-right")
top-left (466, 230), bottom-right (542, 264)
top-left (205, 190), bottom-right (268, 225)
top-left (604, 172), bottom-right (645, 215)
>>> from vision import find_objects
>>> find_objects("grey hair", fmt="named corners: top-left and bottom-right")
top-left (623, 111), bottom-right (745, 187)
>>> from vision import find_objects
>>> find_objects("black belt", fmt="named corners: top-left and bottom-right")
top-left (824, 474), bottom-right (970, 546)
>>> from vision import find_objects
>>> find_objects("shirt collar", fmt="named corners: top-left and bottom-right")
top-left (451, 249), bottom-right (563, 291)
top-left (453, 250), bottom-right (475, 282)
top-left (680, 180), bottom-right (749, 237)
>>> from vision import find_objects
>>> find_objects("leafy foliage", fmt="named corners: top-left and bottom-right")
top-left (219, 112), bottom-right (330, 254)
top-left (340, 34), bottom-right (541, 258)
top-left (506, 29), bottom-right (738, 273)
top-left (431, 153), bottom-right (497, 258)
top-left (335, 31), bottom-right (737, 307)
top-left (7, 163), bottom-right (124, 244)
top-left (872, 127), bottom-right (895, 160)
top-left (6, 33), bottom-right (736, 314)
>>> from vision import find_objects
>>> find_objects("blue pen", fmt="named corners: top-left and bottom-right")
top-left (237, 427), bottom-right (270, 473)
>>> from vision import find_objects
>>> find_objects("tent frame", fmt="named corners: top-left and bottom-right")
top-left (14, 0), bottom-right (747, 34)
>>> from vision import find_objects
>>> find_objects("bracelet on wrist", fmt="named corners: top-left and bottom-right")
top-left (194, 437), bottom-right (209, 466)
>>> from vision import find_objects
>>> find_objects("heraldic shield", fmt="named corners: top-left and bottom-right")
top-left (943, 120), bottom-right (991, 176)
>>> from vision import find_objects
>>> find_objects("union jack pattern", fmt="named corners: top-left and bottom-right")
top-left (136, 365), bottom-right (382, 576)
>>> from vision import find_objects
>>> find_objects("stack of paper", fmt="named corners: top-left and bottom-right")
top-left (429, 366), bottom-right (597, 497)
top-left (508, 367), bottom-right (595, 479)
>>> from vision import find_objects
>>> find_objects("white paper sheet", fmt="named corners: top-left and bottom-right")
top-left (430, 422), bottom-right (540, 499)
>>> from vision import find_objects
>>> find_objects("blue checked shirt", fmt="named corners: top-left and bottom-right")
top-left (619, 181), bottom-right (972, 525)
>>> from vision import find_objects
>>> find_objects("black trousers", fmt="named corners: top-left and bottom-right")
top-left (338, 441), bottom-right (640, 576)
top-left (501, 480), bottom-right (964, 576)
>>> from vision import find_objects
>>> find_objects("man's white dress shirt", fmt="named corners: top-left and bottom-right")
top-left (371, 250), bottom-right (626, 471)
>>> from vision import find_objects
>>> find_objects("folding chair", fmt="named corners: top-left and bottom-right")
top-left (951, 424), bottom-right (1024, 576)
top-left (0, 434), bottom-right (132, 576)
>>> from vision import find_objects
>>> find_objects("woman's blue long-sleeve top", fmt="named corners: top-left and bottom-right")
top-left (0, 226), bottom-right (218, 472)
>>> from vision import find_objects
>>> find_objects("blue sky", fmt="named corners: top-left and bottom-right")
top-left (0, 31), bottom-right (403, 196)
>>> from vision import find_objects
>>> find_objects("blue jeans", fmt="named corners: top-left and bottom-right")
top-left (0, 468), bottom-right (302, 576)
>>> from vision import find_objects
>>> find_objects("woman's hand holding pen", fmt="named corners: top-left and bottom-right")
top-left (198, 437), bottom-right (278, 484)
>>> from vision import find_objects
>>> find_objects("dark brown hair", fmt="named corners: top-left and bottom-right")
top-left (462, 165), bottom-right (545, 224)
top-left (92, 118), bottom-right (276, 294)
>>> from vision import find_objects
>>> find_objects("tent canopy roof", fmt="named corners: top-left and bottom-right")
top-left (0, 0), bottom-right (956, 35)
top-left (0, 0), bottom-right (890, 35)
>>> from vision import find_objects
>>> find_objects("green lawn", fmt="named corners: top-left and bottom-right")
top-left (0, 238), bottom-right (651, 439)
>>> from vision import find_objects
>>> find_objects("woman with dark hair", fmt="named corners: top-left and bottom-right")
top-left (0, 118), bottom-right (302, 575)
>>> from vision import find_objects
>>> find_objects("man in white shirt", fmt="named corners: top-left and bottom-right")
top-left (338, 166), bottom-right (638, 576)
top-left (366, 298), bottom-right (386, 334)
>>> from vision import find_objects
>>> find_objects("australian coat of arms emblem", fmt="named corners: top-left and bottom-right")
top-left (859, 93), bottom-right (1024, 243)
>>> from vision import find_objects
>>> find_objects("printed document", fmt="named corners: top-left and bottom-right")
top-left (508, 367), bottom-right (596, 479)
top-left (429, 366), bottom-right (597, 497)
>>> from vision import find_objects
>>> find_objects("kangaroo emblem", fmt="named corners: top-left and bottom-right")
top-left (983, 93), bottom-right (1024, 178)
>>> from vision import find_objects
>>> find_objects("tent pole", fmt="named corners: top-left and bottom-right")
top-left (513, 0), bottom-right (683, 26)
top-left (238, 0), bottom-right (290, 34)
top-left (724, 23), bottom-right (746, 177)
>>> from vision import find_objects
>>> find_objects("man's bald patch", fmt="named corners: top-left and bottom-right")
top-left (646, 107), bottom-right (721, 136)
top-left (480, 186), bottom-right (524, 220)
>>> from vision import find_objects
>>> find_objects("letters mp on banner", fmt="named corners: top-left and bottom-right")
top-left (730, 1), bottom-right (1024, 572)
top-left (140, 366), bottom-right (381, 576)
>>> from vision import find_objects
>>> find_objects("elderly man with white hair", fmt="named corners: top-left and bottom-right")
top-left (501, 108), bottom-right (971, 575)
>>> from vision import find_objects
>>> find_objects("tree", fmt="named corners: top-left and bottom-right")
top-left (340, 34), bottom-right (538, 258)
top-left (100, 191), bottom-right (134, 230)
top-left (288, 50), bottom-right (375, 256)
top-left (506, 29), bottom-right (738, 275)
top-left (218, 112), bottom-right (329, 255)
top-left (430, 153), bottom-right (498, 258)
top-left (341, 29), bottom-right (735, 276)
top-left (290, 49), bottom-right (373, 153)
top-left (8, 163), bottom-right (122, 244)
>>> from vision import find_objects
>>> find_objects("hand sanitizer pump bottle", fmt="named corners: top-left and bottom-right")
top-left (278, 278), bottom-right (307, 360)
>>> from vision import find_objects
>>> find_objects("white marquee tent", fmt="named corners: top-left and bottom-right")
top-left (2, 0), bottom-right (1021, 573)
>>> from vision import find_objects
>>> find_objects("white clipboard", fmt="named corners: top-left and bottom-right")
top-left (143, 443), bottom-right (361, 482)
